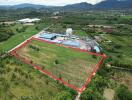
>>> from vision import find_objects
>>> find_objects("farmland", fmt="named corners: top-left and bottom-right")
top-left (0, 7), bottom-right (132, 100)
top-left (16, 39), bottom-right (101, 89)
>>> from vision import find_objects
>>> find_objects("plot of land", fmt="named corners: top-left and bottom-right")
top-left (11, 38), bottom-right (104, 92)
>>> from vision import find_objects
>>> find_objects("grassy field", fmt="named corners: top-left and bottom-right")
top-left (74, 30), bottom-right (87, 37)
top-left (0, 22), bottom-right (49, 52)
top-left (17, 39), bottom-right (100, 88)
top-left (0, 57), bottom-right (65, 100)
top-left (121, 15), bottom-right (132, 19)
top-left (101, 34), bottom-right (132, 65)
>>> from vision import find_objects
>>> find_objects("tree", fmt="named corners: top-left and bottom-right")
top-left (35, 26), bottom-right (39, 30)
top-left (80, 88), bottom-right (104, 100)
top-left (55, 59), bottom-right (59, 65)
top-left (45, 79), bottom-right (49, 85)
top-left (115, 85), bottom-right (132, 100)
top-left (92, 55), bottom-right (97, 59)
top-left (59, 73), bottom-right (62, 80)
top-left (54, 91), bottom-right (72, 100)
top-left (86, 75), bottom-right (107, 93)
top-left (0, 26), bottom-right (14, 42)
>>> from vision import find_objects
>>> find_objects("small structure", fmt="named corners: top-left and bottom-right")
top-left (62, 40), bottom-right (80, 48)
top-left (93, 46), bottom-right (100, 53)
top-left (53, 11), bottom-right (60, 15)
top-left (0, 21), bottom-right (15, 25)
top-left (66, 28), bottom-right (73, 37)
top-left (23, 23), bottom-right (35, 26)
top-left (36, 31), bottom-right (101, 51)
top-left (50, 16), bottom-right (61, 20)
top-left (39, 33), bottom-right (57, 40)
top-left (18, 18), bottom-right (41, 23)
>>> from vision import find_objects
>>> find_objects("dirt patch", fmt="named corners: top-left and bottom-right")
top-left (20, 47), bottom-right (29, 54)
top-left (113, 71), bottom-right (132, 92)
top-left (103, 88), bottom-right (115, 100)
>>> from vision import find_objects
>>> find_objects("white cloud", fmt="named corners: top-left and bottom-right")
top-left (0, 0), bottom-right (103, 6)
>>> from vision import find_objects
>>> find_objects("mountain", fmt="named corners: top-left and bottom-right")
top-left (62, 0), bottom-right (132, 10)
top-left (0, 2), bottom-right (93, 10)
top-left (64, 0), bottom-right (132, 10)
top-left (0, 5), bottom-right (11, 9)
top-left (11, 3), bottom-right (46, 9)
top-left (95, 0), bottom-right (132, 9)
top-left (0, 3), bottom-right (49, 9)
top-left (62, 2), bottom-right (93, 10)
top-left (0, 0), bottom-right (132, 10)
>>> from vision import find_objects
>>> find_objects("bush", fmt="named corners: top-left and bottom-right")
top-left (29, 45), bottom-right (40, 51)
top-left (55, 59), bottom-right (59, 64)
top-left (54, 91), bottom-right (73, 100)
top-left (0, 26), bottom-right (14, 42)
top-left (80, 88), bottom-right (104, 100)
top-left (115, 85), bottom-right (132, 100)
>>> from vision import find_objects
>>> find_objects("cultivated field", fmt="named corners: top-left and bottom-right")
top-left (16, 39), bottom-right (101, 89)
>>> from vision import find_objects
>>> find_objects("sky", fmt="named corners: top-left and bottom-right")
top-left (0, 0), bottom-right (104, 6)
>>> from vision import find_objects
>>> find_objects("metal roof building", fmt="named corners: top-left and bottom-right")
top-left (62, 40), bottom-right (80, 48)
top-left (18, 18), bottom-right (41, 23)
top-left (93, 46), bottom-right (100, 53)
top-left (39, 33), bottom-right (57, 39)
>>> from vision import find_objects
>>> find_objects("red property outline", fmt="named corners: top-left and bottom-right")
top-left (10, 37), bottom-right (106, 93)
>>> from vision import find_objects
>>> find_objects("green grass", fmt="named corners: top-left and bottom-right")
top-left (121, 15), bottom-right (132, 19)
top-left (102, 34), bottom-right (132, 65)
top-left (0, 22), bottom-right (49, 52)
top-left (0, 57), bottom-right (64, 100)
top-left (74, 30), bottom-right (87, 37)
top-left (17, 39), bottom-right (100, 88)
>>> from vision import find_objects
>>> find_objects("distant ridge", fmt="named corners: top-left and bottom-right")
top-left (11, 3), bottom-right (45, 9)
top-left (62, 2), bottom-right (93, 10)
top-left (0, 0), bottom-right (132, 10)
top-left (95, 0), bottom-right (132, 9)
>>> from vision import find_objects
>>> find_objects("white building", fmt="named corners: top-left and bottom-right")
top-left (66, 28), bottom-right (73, 37)
top-left (18, 18), bottom-right (41, 23)
top-left (53, 11), bottom-right (60, 15)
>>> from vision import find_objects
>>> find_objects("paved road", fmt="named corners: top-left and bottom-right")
top-left (111, 66), bottom-right (132, 71)
top-left (75, 93), bottom-right (81, 100)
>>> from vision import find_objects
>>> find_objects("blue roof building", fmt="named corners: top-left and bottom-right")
top-left (62, 40), bottom-right (80, 48)
top-left (39, 33), bottom-right (57, 39)
top-left (93, 46), bottom-right (100, 53)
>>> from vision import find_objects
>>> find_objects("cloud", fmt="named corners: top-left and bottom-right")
top-left (0, 0), bottom-right (103, 5)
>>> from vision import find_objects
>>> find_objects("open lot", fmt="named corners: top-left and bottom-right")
top-left (11, 38), bottom-right (105, 92)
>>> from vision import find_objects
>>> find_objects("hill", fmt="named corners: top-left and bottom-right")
top-left (0, 0), bottom-right (132, 10)
top-left (95, 0), bottom-right (132, 9)
top-left (62, 2), bottom-right (93, 10)
top-left (11, 3), bottom-right (45, 9)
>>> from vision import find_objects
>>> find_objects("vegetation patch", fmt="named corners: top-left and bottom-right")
top-left (0, 55), bottom-right (77, 100)
top-left (15, 39), bottom-right (101, 90)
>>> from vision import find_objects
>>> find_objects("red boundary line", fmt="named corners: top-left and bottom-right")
top-left (33, 37), bottom-right (103, 57)
top-left (10, 37), bottom-right (106, 93)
